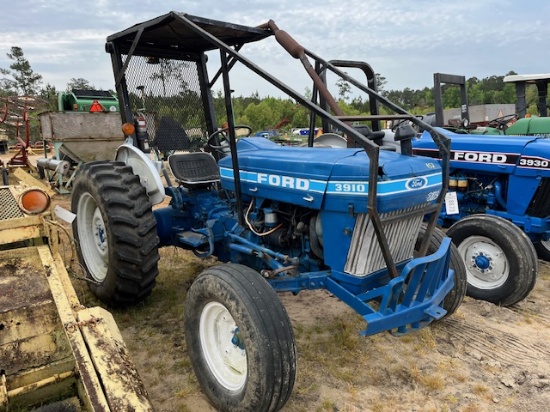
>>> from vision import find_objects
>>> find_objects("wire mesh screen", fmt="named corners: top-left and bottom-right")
top-left (121, 55), bottom-right (208, 153)
top-left (0, 188), bottom-right (24, 220)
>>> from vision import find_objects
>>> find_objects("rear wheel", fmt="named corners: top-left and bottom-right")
top-left (184, 264), bottom-right (296, 412)
top-left (71, 161), bottom-right (160, 306)
top-left (416, 224), bottom-right (467, 318)
top-left (446, 215), bottom-right (537, 306)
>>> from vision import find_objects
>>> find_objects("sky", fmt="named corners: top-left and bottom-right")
top-left (2, 0), bottom-right (550, 99)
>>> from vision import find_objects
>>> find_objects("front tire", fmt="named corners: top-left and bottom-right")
top-left (184, 264), bottom-right (296, 412)
top-left (534, 239), bottom-right (550, 261)
top-left (71, 161), bottom-right (160, 306)
top-left (416, 224), bottom-right (467, 318)
top-left (446, 215), bottom-right (537, 306)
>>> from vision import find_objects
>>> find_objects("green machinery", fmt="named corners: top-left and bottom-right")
top-left (58, 89), bottom-right (120, 112)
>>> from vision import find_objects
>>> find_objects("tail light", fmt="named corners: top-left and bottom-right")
top-left (19, 188), bottom-right (50, 214)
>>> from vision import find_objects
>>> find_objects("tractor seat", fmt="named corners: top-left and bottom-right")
top-left (154, 116), bottom-right (191, 152)
top-left (168, 152), bottom-right (220, 186)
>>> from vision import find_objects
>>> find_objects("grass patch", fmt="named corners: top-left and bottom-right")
top-left (317, 399), bottom-right (336, 411)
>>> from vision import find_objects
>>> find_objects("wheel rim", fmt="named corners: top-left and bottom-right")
top-left (77, 192), bottom-right (109, 282)
top-left (457, 235), bottom-right (509, 289)
top-left (199, 301), bottom-right (247, 391)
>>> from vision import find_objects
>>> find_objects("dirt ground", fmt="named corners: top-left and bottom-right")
top-left (3, 153), bottom-right (550, 412)
top-left (116, 256), bottom-right (550, 412)
top-left (99, 251), bottom-right (550, 412)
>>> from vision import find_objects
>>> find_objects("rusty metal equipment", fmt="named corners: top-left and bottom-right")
top-left (0, 96), bottom-right (43, 171)
top-left (0, 169), bottom-right (153, 411)
top-left (38, 111), bottom-right (126, 193)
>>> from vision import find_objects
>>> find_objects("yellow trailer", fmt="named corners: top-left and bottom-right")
top-left (0, 169), bottom-right (153, 411)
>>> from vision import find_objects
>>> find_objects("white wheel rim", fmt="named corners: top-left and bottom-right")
top-left (77, 193), bottom-right (108, 282)
top-left (199, 301), bottom-right (247, 391)
top-left (458, 235), bottom-right (509, 289)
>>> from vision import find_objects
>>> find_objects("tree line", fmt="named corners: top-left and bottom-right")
top-left (224, 71), bottom-right (543, 132)
top-left (0, 46), bottom-right (545, 143)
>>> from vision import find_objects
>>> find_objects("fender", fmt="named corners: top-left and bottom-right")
top-left (115, 143), bottom-right (165, 205)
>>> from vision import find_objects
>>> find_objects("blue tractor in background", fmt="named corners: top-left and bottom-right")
top-left (70, 13), bottom-right (466, 412)
top-left (412, 128), bottom-right (541, 306)
top-left (397, 72), bottom-right (545, 307)
top-left (313, 65), bottom-right (540, 308)
top-left (412, 72), bottom-right (549, 306)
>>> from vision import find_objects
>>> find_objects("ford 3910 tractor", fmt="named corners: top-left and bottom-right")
top-left (70, 12), bottom-right (466, 412)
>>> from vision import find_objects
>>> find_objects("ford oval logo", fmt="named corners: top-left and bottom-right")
top-left (407, 177), bottom-right (427, 190)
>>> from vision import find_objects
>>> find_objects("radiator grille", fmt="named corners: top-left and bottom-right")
top-left (345, 205), bottom-right (426, 276)
top-left (526, 178), bottom-right (550, 218)
top-left (0, 187), bottom-right (24, 220)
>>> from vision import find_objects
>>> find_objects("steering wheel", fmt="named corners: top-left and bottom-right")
top-left (486, 114), bottom-right (518, 130)
top-left (207, 125), bottom-right (252, 156)
top-left (390, 118), bottom-right (410, 132)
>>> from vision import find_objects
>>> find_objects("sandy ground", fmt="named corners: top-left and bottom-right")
top-left (123, 261), bottom-right (550, 412)
top-left (112, 254), bottom-right (550, 412)
top-left (4, 151), bottom-right (550, 412)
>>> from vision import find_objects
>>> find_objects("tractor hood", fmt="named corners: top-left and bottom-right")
top-left (413, 127), bottom-right (550, 177)
top-left (219, 137), bottom-right (442, 213)
top-left (505, 117), bottom-right (550, 137)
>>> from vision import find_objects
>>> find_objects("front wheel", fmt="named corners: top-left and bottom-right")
top-left (534, 239), bottom-right (550, 261)
top-left (446, 215), bottom-right (537, 306)
top-left (71, 161), bottom-right (160, 306)
top-left (416, 224), bottom-right (467, 318)
top-left (184, 264), bottom-right (296, 412)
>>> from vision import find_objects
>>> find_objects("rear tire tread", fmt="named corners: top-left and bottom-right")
top-left (72, 161), bottom-right (160, 306)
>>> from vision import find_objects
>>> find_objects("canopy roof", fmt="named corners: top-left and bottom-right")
top-left (503, 73), bottom-right (550, 84)
top-left (106, 11), bottom-right (272, 58)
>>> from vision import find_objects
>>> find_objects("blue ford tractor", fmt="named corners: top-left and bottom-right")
top-left (412, 72), bottom-right (547, 306)
top-left (412, 129), bottom-right (540, 306)
top-left (318, 64), bottom-right (540, 308)
top-left (70, 13), bottom-right (466, 412)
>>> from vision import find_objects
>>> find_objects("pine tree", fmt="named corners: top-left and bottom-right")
top-left (0, 46), bottom-right (43, 96)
